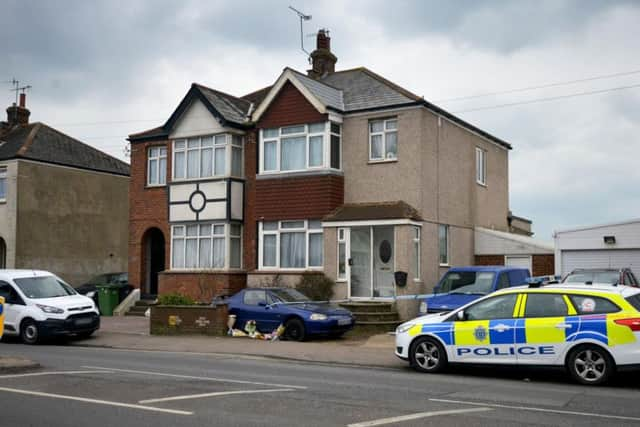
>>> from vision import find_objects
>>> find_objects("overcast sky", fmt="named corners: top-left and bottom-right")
top-left (2, 0), bottom-right (639, 240)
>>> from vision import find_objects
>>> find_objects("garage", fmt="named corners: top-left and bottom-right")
top-left (554, 219), bottom-right (640, 277)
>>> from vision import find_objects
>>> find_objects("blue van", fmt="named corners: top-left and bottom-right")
top-left (418, 266), bottom-right (530, 315)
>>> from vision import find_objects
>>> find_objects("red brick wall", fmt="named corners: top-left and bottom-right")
top-left (128, 139), bottom-right (171, 290)
top-left (532, 254), bottom-right (554, 276)
top-left (258, 81), bottom-right (326, 128)
top-left (255, 174), bottom-right (344, 220)
top-left (474, 255), bottom-right (505, 266)
top-left (243, 130), bottom-right (258, 271)
top-left (158, 272), bottom-right (247, 302)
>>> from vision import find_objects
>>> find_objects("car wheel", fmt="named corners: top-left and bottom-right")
top-left (20, 319), bottom-right (41, 345)
top-left (284, 318), bottom-right (306, 342)
top-left (567, 345), bottom-right (614, 385)
top-left (409, 337), bottom-right (447, 373)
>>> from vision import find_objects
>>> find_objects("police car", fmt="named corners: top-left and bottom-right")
top-left (395, 284), bottom-right (640, 384)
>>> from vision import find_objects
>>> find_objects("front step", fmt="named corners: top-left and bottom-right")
top-left (124, 299), bottom-right (156, 316)
top-left (339, 301), bottom-right (400, 335)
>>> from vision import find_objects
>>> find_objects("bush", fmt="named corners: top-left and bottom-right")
top-left (157, 292), bottom-right (196, 306)
top-left (296, 274), bottom-right (335, 302)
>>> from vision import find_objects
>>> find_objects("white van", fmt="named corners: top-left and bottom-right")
top-left (0, 270), bottom-right (100, 344)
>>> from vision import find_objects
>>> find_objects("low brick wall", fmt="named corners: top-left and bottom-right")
top-left (475, 254), bottom-right (555, 276)
top-left (158, 272), bottom-right (247, 303)
top-left (150, 305), bottom-right (228, 336)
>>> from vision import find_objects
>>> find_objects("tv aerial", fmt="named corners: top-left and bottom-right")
top-left (288, 6), bottom-right (312, 56)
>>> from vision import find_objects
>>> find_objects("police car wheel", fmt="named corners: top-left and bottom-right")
top-left (410, 337), bottom-right (447, 373)
top-left (20, 319), bottom-right (40, 345)
top-left (567, 345), bottom-right (614, 385)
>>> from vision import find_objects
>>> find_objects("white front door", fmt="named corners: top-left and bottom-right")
top-left (505, 255), bottom-right (532, 273)
top-left (348, 226), bottom-right (396, 299)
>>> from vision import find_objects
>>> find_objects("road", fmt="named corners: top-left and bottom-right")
top-left (2, 343), bottom-right (640, 426)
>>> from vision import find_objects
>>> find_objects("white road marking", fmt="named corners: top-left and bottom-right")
top-left (347, 407), bottom-right (493, 427)
top-left (82, 365), bottom-right (307, 390)
top-left (430, 398), bottom-right (640, 422)
top-left (139, 388), bottom-right (296, 404)
top-left (0, 386), bottom-right (192, 416)
top-left (0, 370), bottom-right (113, 379)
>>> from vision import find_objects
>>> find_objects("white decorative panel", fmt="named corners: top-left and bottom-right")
top-left (169, 99), bottom-right (228, 139)
top-left (200, 201), bottom-right (226, 220)
top-left (230, 181), bottom-right (244, 220)
top-left (170, 183), bottom-right (196, 203)
top-left (199, 181), bottom-right (226, 199)
top-left (170, 204), bottom-right (196, 222)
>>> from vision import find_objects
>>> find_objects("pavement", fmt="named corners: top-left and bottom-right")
top-left (77, 316), bottom-right (402, 368)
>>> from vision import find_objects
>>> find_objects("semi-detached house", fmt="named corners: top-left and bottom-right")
top-left (128, 30), bottom-right (518, 319)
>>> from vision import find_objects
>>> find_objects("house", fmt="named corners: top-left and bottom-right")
top-left (128, 30), bottom-right (535, 318)
top-left (554, 219), bottom-right (640, 277)
top-left (0, 94), bottom-right (130, 285)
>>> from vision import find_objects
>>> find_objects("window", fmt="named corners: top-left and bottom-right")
top-left (0, 281), bottom-right (22, 305)
top-left (369, 118), bottom-right (397, 161)
top-left (439, 271), bottom-right (495, 294)
top-left (496, 273), bottom-right (510, 290)
top-left (463, 293), bottom-right (518, 321)
top-left (243, 290), bottom-right (267, 306)
top-left (337, 228), bottom-right (347, 281)
top-left (438, 225), bottom-right (449, 265)
top-left (259, 220), bottom-right (323, 269)
top-left (260, 122), bottom-right (341, 173)
top-left (171, 223), bottom-right (242, 269)
top-left (524, 293), bottom-right (569, 317)
top-left (0, 167), bottom-right (6, 201)
top-left (147, 147), bottom-right (167, 186)
top-left (412, 226), bottom-right (421, 280)
top-left (476, 147), bottom-right (486, 185)
top-left (173, 134), bottom-right (243, 180)
top-left (569, 295), bottom-right (620, 315)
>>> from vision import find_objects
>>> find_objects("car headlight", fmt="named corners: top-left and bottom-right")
top-left (419, 301), bottom-right (428, 314)
top-left (86, 291), bottom-right (96, 298)
top-left (310, 313), bottom-right (328, 321)
top-left (36, 304), bottom-right (64, 314)
top-left (396, 322), bottom-right (416, 334)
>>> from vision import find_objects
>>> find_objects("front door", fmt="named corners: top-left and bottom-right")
top-left (349, 226), bottom-right (395, 299)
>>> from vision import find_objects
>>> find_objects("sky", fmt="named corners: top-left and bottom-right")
top-left (1, 0), bottom-right (639, 241)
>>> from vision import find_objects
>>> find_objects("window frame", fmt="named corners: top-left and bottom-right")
top-left (172, 133), bottom-right (244, 182)
top-left (412, 226), bottom-right (421, 281)
top-left (368, 118), bottom-right (398, 162)
top-left (475, 147), bottom-right (487, 186)
top-left (438, 224), bottom-right (449, 266)
top-left (146, 146), bottom-right (167, 187)
top-left (170, 222), bottom-right (243, 270)
top-left (523, 293), bottom-right (570, 318)
top-left (258, 220), bottom-right (324, 271)
top-left (259, 122), bottom-right (341, 174)
top-left (452, 293), bottom-right (519, 321)
top-left (337, 227), bottom-right (347, 281)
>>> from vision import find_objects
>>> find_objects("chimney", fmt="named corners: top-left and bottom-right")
top-left (307, 29), bottom-right (337, 79)
top-left (6, 94), bottom-right (30, 126)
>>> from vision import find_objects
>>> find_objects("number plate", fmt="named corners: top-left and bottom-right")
top-left (75, 317), bottom-right (93, 326)
top-left (338, 318), bottom-right (352, 326)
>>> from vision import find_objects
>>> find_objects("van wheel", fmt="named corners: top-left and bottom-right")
top-left (567, 345), bottom-right (614, 385)
top-left (410, 337), bottom-right (447, 373)
top-left (21, 319), bottom-right (41, 345)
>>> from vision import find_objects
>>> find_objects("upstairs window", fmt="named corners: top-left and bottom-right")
top-left (173, 134), bottom-right (243, 180)
top-left (147, 146), bottom-right (167, 186)
top-left (0, 167), bottom-right (6, 200)
top-left (260, 122), bottom-right (341, 173)
top-left (476, 147), bottom-right (486, 185)
top-left (369, 118), bottom-right (397, 161)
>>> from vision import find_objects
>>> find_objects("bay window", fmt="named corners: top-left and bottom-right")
top-left (259, 220), bottom-right (323, 269)
top-left (369, 118), bottom-right (397, 161)
top-left (260, 122), bottom-right (341, 173)
top-left (173, 133), bottom-right (243, 180)
top-left (147, 146), bottom-right (167, 186)
top-left (171, 223), bottom-right (242, 269)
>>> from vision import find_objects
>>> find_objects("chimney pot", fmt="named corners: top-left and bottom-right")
top-left (307, 29), bottom-right (337, 79)
top-left (19, 93), bottom-right (26, 108)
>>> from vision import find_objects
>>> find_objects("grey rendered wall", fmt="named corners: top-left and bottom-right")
top-left (0, 161), bottom-right (19, 268)
top-left (15, 161), bottom-right (129, 285)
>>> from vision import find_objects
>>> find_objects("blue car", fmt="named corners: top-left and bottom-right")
top-left (418, 266), bottom-right (530, 315)
top-left (227, 288), bottom-right (355, 341)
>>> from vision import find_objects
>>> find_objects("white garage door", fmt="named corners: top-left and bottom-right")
top-left (505, 255), bottom-right (532, 273)
top-left (561, 249), bottom-right (640, 277)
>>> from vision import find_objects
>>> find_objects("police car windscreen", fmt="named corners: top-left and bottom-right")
top-left (440, 272), bottom-right (495, 294)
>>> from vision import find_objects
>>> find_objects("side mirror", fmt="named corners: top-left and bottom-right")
top-left (456, 310), bottom-right (466, 321)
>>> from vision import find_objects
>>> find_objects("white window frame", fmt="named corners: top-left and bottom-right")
top-left (170, 223), bottom-right (242, 270)
top-left (258, 220), bottom-right (324, 270)
top-left (337, 227), bottom-right (347, 281)
top-left (0, 167), bottom-right (7, 202)
top-left (476, 147), bottom-right (486, 186)
top-left (172, 133), bottom-right (244, 181)
top-left (439, 224), bottom-right (449, 266)
top-left (259, 122), bottom-right (341, 174)
top-left (147, 146), bottom-right (167, 186)
top-left (369, 118), bottom-right (398, 162)
top-left (412, 226), bottom-right (421, 281)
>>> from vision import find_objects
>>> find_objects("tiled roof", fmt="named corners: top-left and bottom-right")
top-left (0, 123), bottom-right (130, 176)
top-left (242, 86), bottom-right (272, 105)
top-left (194, 84), bottom-right (252, 125)
top-left (323, 201), bottom-right (423, 222)
top-left (288, 68), bottom-right (344, 111)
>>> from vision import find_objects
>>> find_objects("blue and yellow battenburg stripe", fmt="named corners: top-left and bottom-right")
top-left (0, 296), bottom-right (5, 338)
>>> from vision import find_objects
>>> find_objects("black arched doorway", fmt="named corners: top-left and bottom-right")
top-left (0, 237), bottom-right (6, 269)
top-left (143, 228), bottom-right (165, 297)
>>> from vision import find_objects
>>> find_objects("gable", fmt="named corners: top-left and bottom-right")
top-left (169, 98), bottom-right (229, 139)
top-left (257, 81), bottom-right (327, 128)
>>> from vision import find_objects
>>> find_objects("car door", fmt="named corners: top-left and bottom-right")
top-left (0, 281), bottom-right (24, 334)
top-left (240, 290), bottom-right (276, 332)
top-left (451, 293), bottom-right (520, 364)
top-left (516, 292), bottom-right (573, 365)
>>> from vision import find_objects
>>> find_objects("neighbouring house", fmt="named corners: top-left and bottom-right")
top-left (0, 94), bottom-right (130, 285)
top-left (554, 218), bottom-right (640, 278)
top-left (508, 212), bottom-right (534, 236)
top-left (127, 30), bottom-right (537, 318)
top-left (474, 227), bottom-right (554, 276)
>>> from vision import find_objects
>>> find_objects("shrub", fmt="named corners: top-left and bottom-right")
top-left (157, 292), bottom-right (196, 306)
top-left (296, 274), bottom-right (335, 302)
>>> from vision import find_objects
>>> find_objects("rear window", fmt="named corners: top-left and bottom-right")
top-left (438, 271), bottom-right (496, 294)
top-left (625, 294), bottom-right (640, 311)
top-left (565, 271), bottom-right (620, 285)
top-left (569, 294), bottom-right (620, 315)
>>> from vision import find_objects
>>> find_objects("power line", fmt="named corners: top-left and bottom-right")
top-left (435, 68), bottom-right (640, 103)
top-left (451, 83), bottom-right (640, 114)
